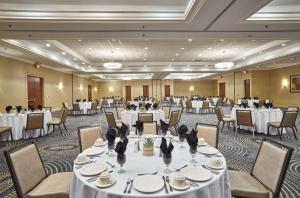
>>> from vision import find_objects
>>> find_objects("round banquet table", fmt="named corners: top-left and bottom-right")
top-left (70, 137), bottom-right (231, 198)
top-left (191, 101), bottom-right (212, 114)
top-left (79, 102), bottom-right (92, 114)
top-left (121, 110), bottom-right (165, 131)
top-left (0, 111), bottom-right (52, 141)
top-left (231, 107), bottom-right (285, 134)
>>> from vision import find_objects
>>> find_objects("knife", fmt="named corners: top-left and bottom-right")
top-left (162, 176), bottom-right (169, 194)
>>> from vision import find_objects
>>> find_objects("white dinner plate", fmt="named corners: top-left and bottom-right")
top-left (169, 180), bottom-right (190, 191)
top-left (182, 166), bottom-right (212, 182)
top-left (95, 178), bottom-right (116, 188)
top-left (198, 141), bottom-right (208, 146)
top-left (133, 175), bottom-right (164, 193)
top-left (207, 159), bottom-right (225, 170)
top-left (198, 146), bottom-right (219, 155)
top-left (80, 163), bottom-right (107, 176)
top-left (83, 147), bottom-right (104, 156)
top-left (94, 142), bottom-right (106, 147)
top-left (74, 158), bottom-right (89, 165)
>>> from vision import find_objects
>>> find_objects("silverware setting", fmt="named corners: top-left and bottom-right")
top-left (123, 178), bottom-right (131, 193)
top-left (175, 164), bottom-right (188, 171)
top-left (106, 161), bottom-right (115, 168)
top-left (186, 178), bottom-right (199, 187)
top-left (162, 176), bottom-right (169, 194)
top-left (75, 160), bottom-right (95, 169)
top-left (127, 178), bottom-right (134, 193)
top-left (201, 164), bottom-right (220, 175)
top-left (137, 171), bottom-right (158, 176)
top-left (166, 176), bottom-right (173, 192)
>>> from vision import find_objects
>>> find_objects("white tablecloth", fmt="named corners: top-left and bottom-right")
top-left (107, 99), bottom-right (114, 107)
top-left (210, 98), bottom-right (219, 105)
top-left (0, 111), bottom-right (52, 141)
top-left (231, 107), bottom-right (284, 134)
top-left (173, 98), bottom-right (187, 106)
top-left (70, 138), bottom-right (231, 198)
top-left (191, 101), bottom-right (212, 113)
top-left (121, 110), bottom-right (165, 131)
top-left (79, 102), bottom-right (92, 114)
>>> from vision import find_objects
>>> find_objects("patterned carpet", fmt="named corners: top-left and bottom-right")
top-left (0, 107), bottom-right (299, 198)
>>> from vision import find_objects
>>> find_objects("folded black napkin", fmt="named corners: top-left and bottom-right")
top-left (106, 128), bottom-right (117, 145)
top-left (130, 104), bottom-right (137, 111)
top-left (76, 99), bottom-right (81, 102)
top-left (132, 120), bottom-right (143, 132)
top-left (160, 119), bottom-right (169, 133)
top-left (178, 124), bottom-right (188, 137)
top-left (145, 103), bottom-right (152, 110)
top-left (118, 122), bottom-right (128, 138)
top-left (126, 105), bottom-right (131, 110)
top-left (152, 103), bottom-right (158, 110)
top-left (16, 105), bottom-right (23, 113)
top-left (5, 106), bottom-right (12, 113)
top-left (37, 105), bottom-right (43, 111)
top-left (83, 99), bottom-right (87, 102)
top-left (28, 105), bottom-right (35, 112)
top-left (253, 102), bottom-right (259, 109)
top-left (160, 137), bottom-right (174, 157)
top-left (115, 137), bottom-right (128, 155)
top-left (185, 129), bottom-right (198, 150)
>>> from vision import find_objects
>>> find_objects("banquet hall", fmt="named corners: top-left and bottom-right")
top-left (0, 0), bottom-right (299, 198)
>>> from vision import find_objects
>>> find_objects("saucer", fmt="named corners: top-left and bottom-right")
top-left (94, 142), bottom-right (106, 147)
top-left (95, 178), bottom-right (116, 188)
top-left (169, 180), bottom-right (190, 191)
top-left (74, 158), bottom-right (89, 165)
top-left (207, 159), bottom-right (225, 170)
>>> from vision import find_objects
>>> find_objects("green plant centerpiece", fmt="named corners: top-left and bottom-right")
top-left (143, 138), bottom-right (154, 156)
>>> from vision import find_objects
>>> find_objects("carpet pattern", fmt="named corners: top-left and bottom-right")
top-left (0, 107), bottom-right (299, 198)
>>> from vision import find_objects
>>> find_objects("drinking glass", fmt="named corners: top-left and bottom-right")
top-left (117, 154), bottom-right (126, 174)
top-left (189, 147), bottom-right (197, 164)
top-left (108, 142), bottom-right (115, 157)
top-left (179, 135), bottom-right (185, 149)
top-left (163, 154), bottom-right (172, 174)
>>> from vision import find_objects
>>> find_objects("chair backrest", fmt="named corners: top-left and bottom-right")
top-left (62, 102), bottom-right (68, 109)
top-left (78, 125), bottom-right (103, 152)
top-left (178, 107), bottom-right (183, 123)
top-left (236, 110), bottom-right (253, 126)
top-left (61, 109), bottom-right (68, 123)
top-left (4, 143), bottom-right (47, 198)
top-left (186, 100), bottom-right (192, 108)
top-left (162, 106), bottom-right (170, 119)
top-left (251, 139), bottom-right (293, 197)
top-left (196, 123), bottom-right (219, 148)
top-left (105, 111), bottom-right (117, 129)
top-left (214, 107), bottom-right (223, 122)
top-left (143, 121), bottom-right (157, 134)
top-left (202, 101), bottom-right (209, 109)
top-left (91, 102), bottom-right (98, 110)
top-left (287, 107), bottom-right (299, 112)
top-left (26, 113), bottom-right (44, 130)
top-left (73, 103), bottom-right (81, 111)
top-left (116, 107), bottom-right (125, 119)
top-left (280, 111), bottom-right (298, 127)
top-left (138, 113), bottom-right (153, 122)
top-left (169, 111), bottom-right (179, 127)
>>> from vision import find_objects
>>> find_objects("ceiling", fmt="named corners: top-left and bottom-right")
top-left (0, 0), bottom-right (300, 80)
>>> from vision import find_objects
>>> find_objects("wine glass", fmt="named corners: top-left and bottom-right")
top-left (179, 135), bottom-right (185, 149)
top-left (117, 154), bottom-right (126, 174)
top-left (163, 154), bottom-right (172, 174)
top-left (189, 147), bottom-right (197, 165)
top-left (108, 142), bottom-right (115, 157)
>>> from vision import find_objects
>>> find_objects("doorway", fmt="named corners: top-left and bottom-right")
top-left (125, 86), bottom-right (131, 101)
top-left (88, 85), bottom-right (92, 100)
top-left (143, 85), bottom-right (149, 97)
top-left (164, 85), bottom-right (170, 97)
top-left (27, 75), bottom-right (43, 108)
top-left (219, 83), bottom-right (225, 98)
top-left (244, 79), bottom-right (251, 98)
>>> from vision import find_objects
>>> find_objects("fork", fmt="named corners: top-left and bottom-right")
top-left (137, 171), bottom-right (158, 176)
top-left (123, 178), bottom-right (131, 193)
top-left (201, 164), bottom-right (220, 175)
top-left (106, 161), bottom-right (115, 168)
top-left (127, 178), bottom-right (134, 193)
top-left (75, 160), bottom-right (94, 169)
top-left (175, 164), bottom-right (188, 171)
top-left (166, 176), bottom-right (173, 192)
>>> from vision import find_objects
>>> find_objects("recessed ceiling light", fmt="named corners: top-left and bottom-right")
top-left (208, 47), bottom-right (212, 50)
top-left (73, 58), bottom-right (77, 61)
top-left (111, 39), bottom-right (116, 42)
top-left (281, 43), bottom-right (286, 46)
top-left (171, 58), bottom-right (175, 61)
top-left (62, 52), bottom-right (66, 55)
top-left (78, 40), bottom-right (82, 42)
top-left (175, 53), bottom-right (179, 56)
top-left (219, 39), bottom-right (224, 42)
top-left (181, 47), bottom-right (185, 50)
top-left (198, 54), bottom-right (202, 57)
top-left (259, 51), bottom-right (263, 54)
top-left (45, 43), bottom-right (51, 47)
top-left (88, 48), bottom-right (92, 50)
top-left (188, 38), bottom-right (192, 42)
top-left (82, 62), bottom-right (86, 65)
top-left (144, 47), bottom-right (148, 50)
top-left (252, 40), bottom-right (256, 42)
top-left (116, 48), bottom-right (120, 50)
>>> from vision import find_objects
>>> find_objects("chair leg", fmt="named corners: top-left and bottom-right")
top-left (221, 122), bottom-right (225, 133)
top-left (47, 124), bottom-right (50, 133)
top-left (292, 127), bottom-right (298, 140)
top-left (277, 128), bottom-right (281, 140)
top-left (63, 123), bottom-right (68, 131)
top-left (58, 125), bottom-right (62, 135)
top-left (267, 125), bottom-right (270, 136)
top-left (227, 122), bottom-right (230, 130)
top-left (294, 126), bottom-right (298, 132)
top-left (9, 129), bottom-right (13, 141)
top-left (252, 127), bottom-right (255, 139)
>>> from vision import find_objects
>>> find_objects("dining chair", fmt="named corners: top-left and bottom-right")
top-left (143, 121), bottom-right (157, 135)
top-left (4, 143), bottom-right (72, 198)
top-left (47, 109), bottom-right (68, 135)
top-left (167, 111), bottom-right (180, 135)
top-left (177, 107), bottom-right (183, 123)
top-left (236, 110), bottom-right (256, 138)
top-left (214, 107), bottom-right (235, 133)
top-left (87, 102), bottom-right (99, 114)
top-left (138, 113), bottom-right (153, 122)
top-left (78, 125), bottom-right (103, 152)
top-left (162, 106), bottom-right (171, 121)
top-left (23, 113), bottom-right (44, 139)
top-left (200, 101), bottom-right (210, 114)
top-left (229, 138), bottom-right (293, 198)
top-left (186, 100), bottom-right (196, 113)
top-left (195, 123), bottom-right (219, 148)
top-left (105, 111), bottom-right (122, 130)
top-left (72, 103), bottom-right (83, 115)
top-left (0, 126), bottom-right (13, 141)
top-left (116, 107), bottom-right (125, 120)
top-left (267, 111), bottom-right (298, 140)
top-left (62, 102), bottom-right (69, 110)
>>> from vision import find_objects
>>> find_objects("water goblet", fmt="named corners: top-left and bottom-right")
top-left (189, 147), bottom-right (197, 165)
top-left (163, 154), bottom-right (172, 174)
top-left (108, 142), bottom-right (115, 157)
top-left (117, 154), bottom-right (126, 174)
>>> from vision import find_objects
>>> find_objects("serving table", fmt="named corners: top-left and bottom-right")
top-left (70, 137), bottom-right (231, 198)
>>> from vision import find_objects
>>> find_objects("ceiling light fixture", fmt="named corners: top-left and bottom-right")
top-left (46, 43), bottom-right (51, 47)
top-left (62, 52), bottom-right (66, 55)
top-left (208, 47), bottom-right (212, 50)
top-left (78, 40), bottom-right (82, 42)
top-left (281, 43), bottom-right (286, 46)
top-left (88, 48), bottom-right (92, 50)
top-left (215, 62), bottom-right (234, 69)
top-left (116, 48), bottom-right (120, 50)
top-left (219, 39), bottom-right (224, 42)
top-left (181, 47), bottom-right (185, 50)
top-left (82, 62), bottom-right (86, 65)
top-left (175, 53), bottom-right (179, 56)
top-left (103, 62), bottom-right (122, 69)
top-left (73, 58), bottom-right (77, 61)
top-left (171, 58), bottom-right (175, 61)
top-left (188, 38), bottom-right (192, 42)
top-left (144, 47), bottom-right (148, 50)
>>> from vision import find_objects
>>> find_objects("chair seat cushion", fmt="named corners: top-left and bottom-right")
top-left (268, 122), bottom-right (280, 128)
top-left (48, 118), bottom-right (61, 125)
top-left (223, 117), bottom-right (234, 122)
top-left (27, 172), bottom-right (73, 198)
top-left (229, 170), bottom-right (270, 198)
top-left (0, 127), bottom-right (11, 133)
top-left (223, 114), bottom-right (231, 118)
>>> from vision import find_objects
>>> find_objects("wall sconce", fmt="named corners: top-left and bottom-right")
top-left (282, 79), bottom-right (289, 88)
top-left (243, 70), bottom-right (248, 74)
top-left (79, 84), bottom-right (83, 91)
top-left (109, 87), bottom-right (114, 92)
top-left (57, 82), bottom-right (63, 90)
top-left (94, 87), bottom-right (98, 91)
top-left (189, 86), bottom-right (194, 92)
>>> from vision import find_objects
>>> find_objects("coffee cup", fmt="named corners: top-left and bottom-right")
top-left (95, 138), bottom-right (104, 145)
top-left (172, 172), bottom-right (186, 187)
top-left (76, 154), bottom-right (88, 163)
top-left (99, 171), bottom-right (111, 184)
top-left (198, 137), bottom-right (205, 142)
top-left (209, 157), bottom-right (223, 167)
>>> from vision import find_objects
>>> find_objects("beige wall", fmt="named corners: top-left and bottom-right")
top-left (0, 55), bottom-right (97, 111)
top-left (174, 79), bottom-right (218, 96)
